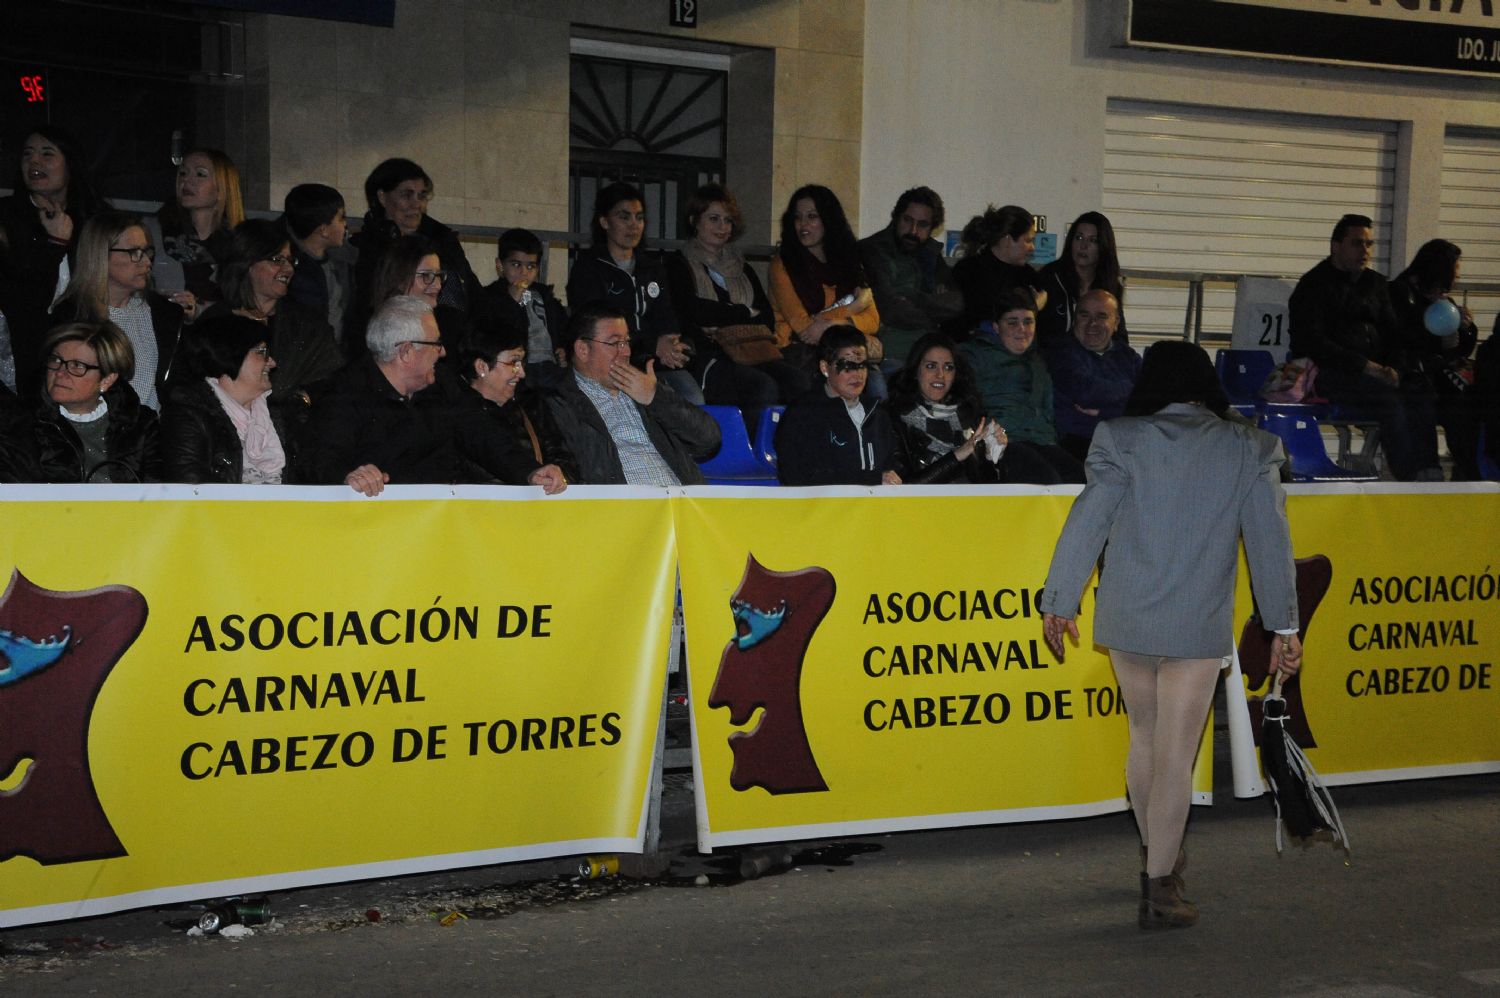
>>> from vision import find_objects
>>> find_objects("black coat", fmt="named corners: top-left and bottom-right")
top-left (160, 378), bottom-right (294, 484)
top-left (952, 253), bottom-right (1044, 335)
top-left (565, 248), bottom-right (680, 361)
top-left (458, 381), bottom-right (580, 484)
top-left (0, 194), bottom-right (82, 398)
top-left (478, 279), bottom-right (568, 359)
top-left (297, 355), bottom-right (537, 486)
top-left (546, 372), bottom-right (718, 485)
top-left (775, 387), bottom-right (901, 486)
top-left (31, 381), bottom-right (162, 483)
top-left (888, 396), bottom-right (999, 485)
top-left (51, 290), bottom-right (184, 402)
top-left (351, 213), bottom-right (483, 336)
top-left (1288, 259), bottom-right (1409, 377)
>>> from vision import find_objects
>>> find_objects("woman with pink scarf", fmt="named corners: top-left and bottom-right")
top-left (161, 314), bottom-right (289, 484)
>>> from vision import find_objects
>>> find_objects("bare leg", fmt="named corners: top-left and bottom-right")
top-left (1111, 650), bottom-right (1222, 878)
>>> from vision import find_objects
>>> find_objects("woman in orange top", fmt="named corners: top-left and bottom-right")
top-left (768, 185), bottom-right (883, 390)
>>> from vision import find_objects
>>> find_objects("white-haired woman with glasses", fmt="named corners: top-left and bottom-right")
top-left (29, 320), bottom-right (161, 482)
top-left (52, 210), bottom-right (185, 412)
top-left (208, 218), bottom-right (342, 414)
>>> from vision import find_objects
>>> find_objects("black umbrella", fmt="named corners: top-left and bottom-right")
top-left (1261, 674), bottom-right (1350, 856)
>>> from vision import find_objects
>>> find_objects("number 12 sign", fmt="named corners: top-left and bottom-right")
top-left (670, 0), bottom-right (698, 28)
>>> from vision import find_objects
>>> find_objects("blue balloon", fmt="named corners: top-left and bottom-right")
top-left (1424, 299), bottom-right (1461, 337)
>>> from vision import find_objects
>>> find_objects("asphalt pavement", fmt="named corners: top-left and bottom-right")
top-left (3, 761), bottom-right (1497, 997)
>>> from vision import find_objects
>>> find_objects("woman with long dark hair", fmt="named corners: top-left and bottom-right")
top-left (213, 219), bottom-right (342, 411)
top-left (1037, 211), bottom-right (1129, 347)
top-left (0, 126), bottom-right (111, 397)
top-left (1389, 238), bottom-right (1480, 480)
top-left (951, 204), bottom-right (1046, 335)
top-left (767, 184), bottom-right (882, 377)
top-left (1039, 340), bottom-right (1300, 930)
top-left (886, 332), bottom-right (1005, 483)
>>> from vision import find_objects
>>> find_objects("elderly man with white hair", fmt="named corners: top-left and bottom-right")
top-left (298, 295), bottom-right (546, 494)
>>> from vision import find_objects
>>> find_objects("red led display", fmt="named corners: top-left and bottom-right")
top-left (20, 74), bottom-right (45, 103)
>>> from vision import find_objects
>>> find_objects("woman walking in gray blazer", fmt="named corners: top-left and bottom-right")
top-left (1039, 341), bottom-right (1303, 930)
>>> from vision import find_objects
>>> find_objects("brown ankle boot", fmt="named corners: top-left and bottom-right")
top-left (1140, 875), bottom-right (1198, 929)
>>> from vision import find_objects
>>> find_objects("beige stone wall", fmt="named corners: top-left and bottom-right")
top-left (251, 0), bottom-right (866, 273)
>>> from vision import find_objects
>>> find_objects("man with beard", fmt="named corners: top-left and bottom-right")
top-left (859, 187), bottom-right (964, 368)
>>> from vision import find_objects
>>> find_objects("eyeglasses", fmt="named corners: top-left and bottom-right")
top-left (251, 345), bottom-right (270, 357)
top-left (109, 246), bottom-right (156, 263)
top-left (490, 357), bottom-right (524, 372)
top-left (414, 270), bottom-right (449, 287)
top-left (401, 339), bottom-right (445, 351)
top-left (831, 359), bottom-right (873, 374)
top-left (583, 337), bottom-right (632, 351)
top-left (46, 355), bottom-right (102, 376)
top-left (264, 254), bottom-right (297, 268)
top-left (392, 188), bottom-right (432, 203)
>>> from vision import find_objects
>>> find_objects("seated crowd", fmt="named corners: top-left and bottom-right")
top-left (1, 125), bottom-right (1494, 488)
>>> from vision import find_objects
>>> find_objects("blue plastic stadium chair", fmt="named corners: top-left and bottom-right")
top-left (1216, 348), bottom-right (1276, 418)
top-left (1258, 409), bottom-right (1379, 483)
top-left (698, 405), bottom-right (778, 486)
top-left (754, 406), bottom-right (784, 469)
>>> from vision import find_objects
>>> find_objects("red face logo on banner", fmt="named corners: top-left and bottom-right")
top-left (709, 555), bottom-right (836, 795)
top-left (0, 570), bottom-right (148, 865)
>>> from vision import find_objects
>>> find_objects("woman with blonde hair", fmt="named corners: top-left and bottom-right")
top-left (53, 210), bottom-right (184, 412)
top-left (146, 147), bottom-right (244, 313)
top-left (29, 320), bottom-right (161, 483)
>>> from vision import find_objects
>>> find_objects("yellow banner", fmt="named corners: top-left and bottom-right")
top-left (677, 486), bottom-right (1500, 848)
top-left (0, 487), bottom-right (675, 927)
top-left (1238, 488), bottom-right (1500, 783)
top-left (675, 489), bottom-right (1132, 849)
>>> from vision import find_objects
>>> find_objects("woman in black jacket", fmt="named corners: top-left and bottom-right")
top-left (352, 158), bottom-right (481, 319)
top-left (162, 314), bottom-right (291, 484)
top-left (566, 182), bottom-right (702, 404)
top-left (1036, 211), bottom-right (1130, 348)
top-left (0, 126), bottom-right (111, 398)
top-left (951, 204), bottom-right (1047, 336)
top-left (775, 325), bottom-right (902, 486)
top-left (208, 219), bottom-right (343, 420)
top-left (31, 320), bottom-right (160, 483)
top-left (454, 319), bottom-right (573, 491)
top-left (1389, 238), bottom-right (1480, 480)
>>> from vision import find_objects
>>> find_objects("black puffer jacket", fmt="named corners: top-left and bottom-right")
top-left (32, 382), bottom-right (162, 483)
top-left (160, 378), bottom-right (293, 484)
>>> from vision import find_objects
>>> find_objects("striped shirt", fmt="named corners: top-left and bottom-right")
top-left (110, 296), bottom-right (159, 411)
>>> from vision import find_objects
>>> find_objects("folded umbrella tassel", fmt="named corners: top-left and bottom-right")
top-left (1262, 676), bottom-right (1351, 857)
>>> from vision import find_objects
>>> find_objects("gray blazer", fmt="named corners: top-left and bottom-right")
top-left (1038, 403), bottom-right (1298, 658)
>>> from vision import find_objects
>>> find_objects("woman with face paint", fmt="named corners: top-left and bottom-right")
top-left (774, 324), bottom-right (902, 486)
